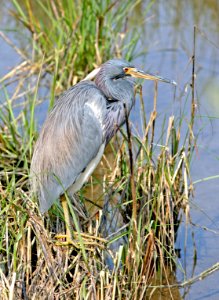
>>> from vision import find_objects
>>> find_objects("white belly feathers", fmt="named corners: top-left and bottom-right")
top-left (67, 142), bottom-right (105, 195)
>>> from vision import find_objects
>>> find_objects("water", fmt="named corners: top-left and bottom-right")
top-left (1, 0), bottom-right (219, 299)
top-left (134, 1), bottom-right (219, 299)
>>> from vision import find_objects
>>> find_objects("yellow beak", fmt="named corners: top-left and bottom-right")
top-left (124, 67), bottom-right (177, 85)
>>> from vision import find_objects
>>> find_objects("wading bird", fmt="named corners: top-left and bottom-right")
top-left (30, 59), bottom-right (176, 244)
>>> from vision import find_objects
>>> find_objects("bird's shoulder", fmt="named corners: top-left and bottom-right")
top-left (48, 80), bottom-right (107, 131)
top-left (55, 80), bottom-right (106, 107)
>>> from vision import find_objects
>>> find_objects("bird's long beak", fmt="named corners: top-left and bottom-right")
top-left (124, 67), bottom-right (177, 86)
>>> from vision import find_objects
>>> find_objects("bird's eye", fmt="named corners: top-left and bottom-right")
top-left (123, 67), bottom-right (129, 72)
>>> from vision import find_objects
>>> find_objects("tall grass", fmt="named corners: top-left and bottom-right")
top-left (0, 1), bottom-right (197, 299)
top-left (9, 0), bottom-right (142, 104)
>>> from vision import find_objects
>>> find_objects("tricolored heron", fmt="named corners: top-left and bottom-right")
top-left (30, 59), bottom-right (176, 244)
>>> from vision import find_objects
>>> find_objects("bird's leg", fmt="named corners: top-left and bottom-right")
top-left (61, 194), bottom-right (73, 241)
top-left (55, 194), bottom-right (107, 249)
top-left (55, 194), bottom-right (78, 246)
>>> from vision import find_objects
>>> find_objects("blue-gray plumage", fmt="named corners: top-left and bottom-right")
top-left (31, 59), bottom-right (134, 212)
top-left (30, 59), bottom-right (175, 244)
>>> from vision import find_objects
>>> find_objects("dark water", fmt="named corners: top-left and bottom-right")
top-left (1, 1), bottom-right (219, 299)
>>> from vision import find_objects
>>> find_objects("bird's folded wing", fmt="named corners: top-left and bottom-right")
top-left (30, 82), bottom-right (107, 213)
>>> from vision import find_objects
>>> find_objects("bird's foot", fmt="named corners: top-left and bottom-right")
top-left (55, 232), bottom-right (107, 251)
top-left (55, 234), bottom-right (80, 248)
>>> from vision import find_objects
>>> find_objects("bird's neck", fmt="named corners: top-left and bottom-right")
top-left (95, 74), bottom-right (135, 111)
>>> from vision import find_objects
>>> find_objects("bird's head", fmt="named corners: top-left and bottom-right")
top-left (94, 59), bottom-right (177, 85)
top-left (84, 59), bottom-right (177, 86)
top-left (87, 59), bottom-right (177, 100)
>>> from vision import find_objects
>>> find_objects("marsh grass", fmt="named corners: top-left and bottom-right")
top-left (0, 83), bottom-right (194, 299)
top-left (0, 1), bottom-right (200, 299)
top-left (8, 0), bottom-right (142, 100)
top-left (0, 92), bottom-right (193, 299)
